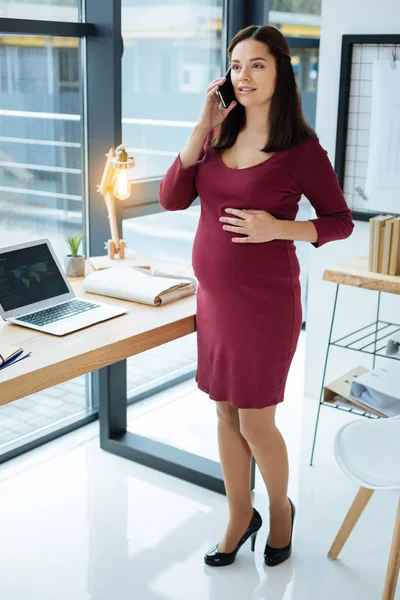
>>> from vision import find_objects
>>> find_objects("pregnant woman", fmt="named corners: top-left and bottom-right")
top-left (159, 24), bottom-right (354, 568)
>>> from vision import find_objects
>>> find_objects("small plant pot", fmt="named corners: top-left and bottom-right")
top-left (64, 255), bottom-right (86, 277)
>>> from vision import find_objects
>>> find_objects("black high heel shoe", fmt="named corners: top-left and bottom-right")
top-left (264, 497), bottom-right (295, 567)
top-left (204, 508), bottom-right (262, 567)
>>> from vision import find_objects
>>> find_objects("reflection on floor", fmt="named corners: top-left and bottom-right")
top-left (0, 333), bottom-right (398, 600)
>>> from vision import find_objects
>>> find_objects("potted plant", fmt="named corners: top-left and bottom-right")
top-left (64, 234), bottom-right (85, 277)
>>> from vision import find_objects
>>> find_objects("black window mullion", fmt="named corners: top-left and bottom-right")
top-left (286, 36), bottom-right (319, 48)
top-left (0, 17), bottom-right (95, 37)
top-left (84, 0), bottom-right (122, 258)
top-left (246, 1), bottom-right (271, 29)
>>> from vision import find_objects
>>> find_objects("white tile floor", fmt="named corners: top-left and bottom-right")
top-left (0, 335), bottom-right (398, 600)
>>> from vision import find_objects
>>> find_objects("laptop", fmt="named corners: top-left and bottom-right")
top-left (0, 239), bottom-right (128, 336)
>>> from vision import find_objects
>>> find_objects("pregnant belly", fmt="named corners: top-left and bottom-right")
top-left (192, 223), bottom-right (299, 293)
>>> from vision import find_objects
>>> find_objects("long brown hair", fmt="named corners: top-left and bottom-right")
top-left (211, 25), bottom-right (316, 153)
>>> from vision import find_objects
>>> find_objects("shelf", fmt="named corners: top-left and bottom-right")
top-left (321, 401), bottom-right (380, 419)
top-left (310, 264), bottom-right (400, 464)
top-left (330, 320), bottom-right (400, 360)
top-left (323, 256), bottom-right (400, 295)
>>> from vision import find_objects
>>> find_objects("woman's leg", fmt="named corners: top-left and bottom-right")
top-left (239, 405), bottom-right (292, 548)
top-left (215, 401), bottom-right (254, 553)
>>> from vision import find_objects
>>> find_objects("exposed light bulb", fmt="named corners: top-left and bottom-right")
top-left (113, 169), bottom-right (131, 200)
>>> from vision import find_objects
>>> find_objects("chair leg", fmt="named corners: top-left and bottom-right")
top-left (328, 486), bottom-right (374, 559)
top-left (382, 499), bottom-right (400, 600)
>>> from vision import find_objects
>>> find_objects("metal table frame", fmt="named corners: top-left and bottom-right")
top-left (95, 359), bottom-right (256, 495)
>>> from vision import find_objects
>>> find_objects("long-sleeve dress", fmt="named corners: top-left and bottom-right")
top-left (158, 134), bottom-right (354, 409)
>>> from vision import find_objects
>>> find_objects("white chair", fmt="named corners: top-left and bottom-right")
top-left (328, 415), bottom-right (400, 600)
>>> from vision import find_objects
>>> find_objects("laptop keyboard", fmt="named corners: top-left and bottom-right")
top-left (17, 299), bottom-right (99, 327)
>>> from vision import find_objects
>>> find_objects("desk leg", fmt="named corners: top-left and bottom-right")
top-left (309, 284), bottom-right (339, 466)
top-left (95, 360), bottom-right (127, 442)
top-left (94, 360), bottom-right (254, 495)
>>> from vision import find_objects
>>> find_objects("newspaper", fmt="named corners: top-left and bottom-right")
top-left (83, 267), bottom-right (196, 306)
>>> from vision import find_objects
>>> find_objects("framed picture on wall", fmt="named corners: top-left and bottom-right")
top-left (335, 34), bottom-right (400, 221)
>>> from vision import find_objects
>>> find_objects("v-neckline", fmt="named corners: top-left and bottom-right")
top-left (215, 148), bottom-right (280, 172)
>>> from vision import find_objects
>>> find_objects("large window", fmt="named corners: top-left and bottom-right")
top-left (271, 0), bottom-right (320, 12)
top-left (0, 0), bottom-right (79, 22)
top-left (270, 0), bottom-right (321, 38)
top-left (0, 32), bottom-right (88, 455)
top-left (0, 34), bottom-right (83, 257)
top-left (121, 0), bottom-right (223, 180)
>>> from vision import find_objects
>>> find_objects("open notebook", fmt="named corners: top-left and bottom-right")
top-left (83, 267), bottom-right (196, 306)
top-left (0, 345), bottom-right (31, 370)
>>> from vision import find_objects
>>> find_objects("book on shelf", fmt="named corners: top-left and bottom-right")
top-left (370, 215), bottom-right (390, 272)
top-left (369, 215), bottom-right (400, 275)
top-left (382, 217), bottom-right (397, 274)
top-left (369, 216), bottom-right (377, 271)
top-left (389, 217), bottom-right (400, 276)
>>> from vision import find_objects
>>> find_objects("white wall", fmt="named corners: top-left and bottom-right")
top-left (304, 0), bottom-right (400, 398)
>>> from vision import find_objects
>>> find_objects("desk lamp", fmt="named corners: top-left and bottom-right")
top-left (97, 145), bottom-right (135, 260)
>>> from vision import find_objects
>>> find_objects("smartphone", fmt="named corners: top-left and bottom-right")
top-left (217, 67), bottom-right (235, 109)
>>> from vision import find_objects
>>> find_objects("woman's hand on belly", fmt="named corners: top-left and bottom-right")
top-left (219, 208), bottom-right (280, 243)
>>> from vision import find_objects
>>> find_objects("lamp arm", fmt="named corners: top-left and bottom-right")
top-left (98, 148), bottom-right (115, 195)
top-left (104, 191), bottom-right (120, 250)
top-left (98, 147), bottom-right (119, 250)
top-left (97, 146), bottom-right (129, 259)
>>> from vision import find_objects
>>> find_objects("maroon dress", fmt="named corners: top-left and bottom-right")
top-left (159, 134), bottom-right (354, 409)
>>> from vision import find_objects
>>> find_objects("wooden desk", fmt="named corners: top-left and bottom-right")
top-left (0, 264), bottom-right (196, 406)
top-left (310, 256), bottom-right (400, 465)
top-left (0, 256), bottom-right (227, 494)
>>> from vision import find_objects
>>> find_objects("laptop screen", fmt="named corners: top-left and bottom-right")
top-left (0, 243), bottom-right (70, 312)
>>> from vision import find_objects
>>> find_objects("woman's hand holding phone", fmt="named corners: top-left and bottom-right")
top-left (179, 75), bottom-right (236, 169)
top-left (197, 76), bottom-right (237, 134)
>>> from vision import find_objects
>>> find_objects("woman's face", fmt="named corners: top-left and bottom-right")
top-left (229, 39), bottom-right (277, 107)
